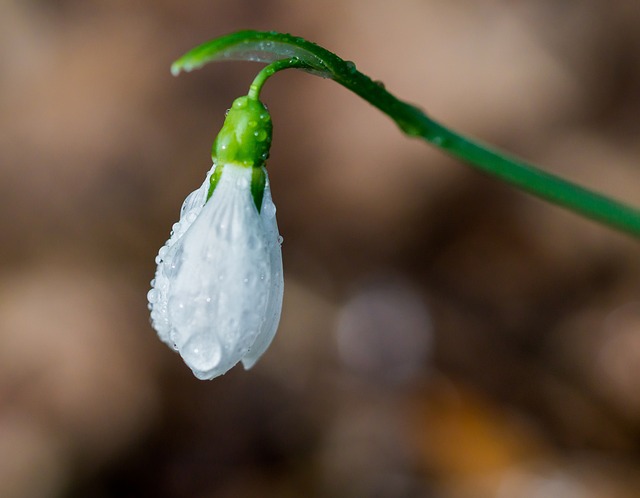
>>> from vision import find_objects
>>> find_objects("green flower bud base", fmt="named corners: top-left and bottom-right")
top-left (210, 96), bottom-right (273, 211)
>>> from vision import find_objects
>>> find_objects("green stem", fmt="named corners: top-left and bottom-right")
top-left (248, 58), bottom-right (313, 100)
top-left (172, 30), bottom-right (640, 238)
top-left (342, 72), bottom-right (640, 236)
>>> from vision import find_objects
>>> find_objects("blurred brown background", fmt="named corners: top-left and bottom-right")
top-left (2, 0), bottom-right (640, 497)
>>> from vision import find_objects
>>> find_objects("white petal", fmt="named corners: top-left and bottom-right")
top-left (149, 165), bottom-right (215, 346)
top-left (149, 163), bottom-right (285, 379)
top-left (241, 175), bottom-right (284, 369)
top-left (165, 165), bottom-right (274, 379)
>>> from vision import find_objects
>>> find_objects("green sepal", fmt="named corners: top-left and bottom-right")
top-left (206, 163), bottom-right (265, 211)
top-left (206, 164), bottom-right (224, 201)
top-left (251, 167), bottom-right (266, 212)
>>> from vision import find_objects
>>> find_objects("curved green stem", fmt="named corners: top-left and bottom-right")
top-left (248, 57), bottom-right (313, 100)
top-left (172, 30), bottom-right (640, 238)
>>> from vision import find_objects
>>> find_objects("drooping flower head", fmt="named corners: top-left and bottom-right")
top-left (148, 96), bottom-right (283, 380)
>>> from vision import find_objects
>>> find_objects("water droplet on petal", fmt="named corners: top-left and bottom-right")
top-left (277, 235), bottom-right (284, 245)
top-left (165, 262), bottom-right (176, 278)
top-left (147, 288), bottom-right (158, 303)
top-left (262, 203), bottom-right (276, 218)
top-left (183, 333), bottom-right (222, 373)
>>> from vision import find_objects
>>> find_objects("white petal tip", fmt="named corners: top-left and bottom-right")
top-left (241, 357), bottom-right (258, 370)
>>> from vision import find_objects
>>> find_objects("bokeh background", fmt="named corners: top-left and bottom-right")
top-left (2, 0), bottom-right (640, 497)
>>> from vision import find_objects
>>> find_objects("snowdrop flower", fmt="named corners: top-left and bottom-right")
top-left (148, 96), bottom-right (283, 380)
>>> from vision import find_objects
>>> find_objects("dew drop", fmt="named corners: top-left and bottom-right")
top-left (225, 108), bottom-right (230, 116)
top-left (165, 262), bottom-right (177, 278)
top-left (345, 60), bottom-right (357, 73)
top-left (182, 334), bottom-right (222, 372)
top-left (262, 202), bottom-right (276, 218)
top-left (398, 120), bottom-right (421, 137)
top-left (233, 99), bottom-right (247, 109)
top-left (432, 136), bottom-right (448, 146)
top-left (277, 235), bottom-right (284, 245)
top-left (254, 129), bottom-right (267, 142)
top-left (249, 120), bottom-right (258, 128)
top-left (147, 288), bottom-right (158, 303)
top-left (181, 191), bottom-right (199, 215)
top-left (236, 177), bottom-right (249, 188)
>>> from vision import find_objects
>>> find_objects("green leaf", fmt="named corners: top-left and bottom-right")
top-left (171, 30), bottom-right (336, 78)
